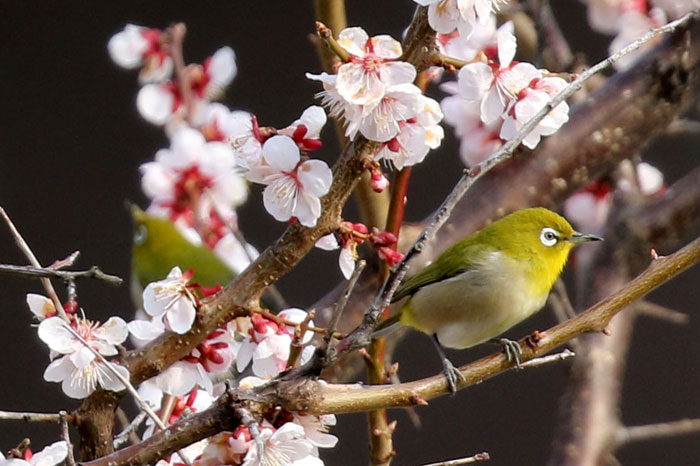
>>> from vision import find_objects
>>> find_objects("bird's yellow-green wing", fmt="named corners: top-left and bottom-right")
top-left (391, 237), bottom-right (492, 302)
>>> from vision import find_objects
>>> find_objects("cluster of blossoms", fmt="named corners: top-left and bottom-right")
top-left (307, 27), bottom-right (445, 169)
top-left (454, 21), bottom-right (570, 152)
top-left (583, 0), bottom-right (698, 69)
top-left (124, 267), bottom-right (335, 465)
top-left (27, 294), bottom-right (129, 399)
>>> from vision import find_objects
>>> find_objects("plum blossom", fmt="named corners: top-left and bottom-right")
top-left (457, 21), bottom-right (570, 149)
top-left (306, 72), bottom-right (360, 132)
top-left (240, 422), bottom-right (319, 466)
top-left (235, 309), bottom-right (315, 377)
top-left (294, 413), bottom-right (339, 450)
top-left (441, 82), bottom-right (503, 166)
top-left (142, 266), bottom-right (198, 334)
top-left (375, 95), bottom-right (445, 169)
top-left (108, 24), bottom-right (172, 83)
top-left (247, 135), bottom-right (332, 227)
top-left (500, 75), bottom-right (570, 149)
top-left (0, 441), bottom-right (68, 466)
top-left (440, 14), bottom-right (499, 61)
top-left (26, 294), bottom-right (57, 321)
top-left (137, 46), bottom-right (237, 125)
top-left (39, 316), bottom-right (129, 399)
top-left (199, 103), bottom-right (255, 143)
top-left (278, 105), bottom-right (327, 151)
top-left (344, 83), bottom-right (424, 142)
top-left (315, 233), bottom-right (358, 279)
top-left (415, 0), bottom-right (498, 37)
top-left (140, 126), bottom-right (247, 232)
top-left (335, 27), bottom-right (416, 108)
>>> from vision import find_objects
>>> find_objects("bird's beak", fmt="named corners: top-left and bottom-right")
top-left (568, 232), bottom-right (603, 243)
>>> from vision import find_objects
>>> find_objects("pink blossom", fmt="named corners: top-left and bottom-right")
top-left (247, 135), bottom-right (332, 227)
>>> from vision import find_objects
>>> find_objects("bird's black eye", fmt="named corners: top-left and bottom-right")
top-left (133, 224), bottom-right (147, 245)
top-left (540, 227), bottom-right (559, 247)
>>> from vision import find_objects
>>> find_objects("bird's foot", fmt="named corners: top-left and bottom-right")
top-left (491, 338), bottom-right (523, 368)
top-left (441, 357), bottom-right (466, 394)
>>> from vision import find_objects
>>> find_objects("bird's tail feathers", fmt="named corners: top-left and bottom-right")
top-left (373, 312), bottom-right (403, 338)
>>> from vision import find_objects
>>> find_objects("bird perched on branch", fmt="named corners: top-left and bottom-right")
top-left (375, 207), bottom-right (602, 393)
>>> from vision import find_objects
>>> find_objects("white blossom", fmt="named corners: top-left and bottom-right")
top-left (247, 135), bottom-right (332, 227)
top-left (142, 266), bottom-right (198, 334)
top-left (39, 316), bottom-right (129, 399)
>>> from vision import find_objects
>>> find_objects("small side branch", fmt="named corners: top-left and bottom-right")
top-left (0, 410), bottom-right (65, 422)
top-left (616, 418), bottom-right (700, 446)
top-left (0, 263), bottom-right (122, 285)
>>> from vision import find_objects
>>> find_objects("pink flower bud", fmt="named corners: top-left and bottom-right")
top-left (370, 230), bottom-right (397, 246)
top-left (370, 171), bottom-right (389, 193)
top-left (377, 247), bottom-right (404, 267)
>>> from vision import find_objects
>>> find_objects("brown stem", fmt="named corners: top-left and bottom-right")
top-left (366, 166), bottom-right (412, 465)
top-left (168, 23), bottom-right (193, 122)
top-left (80, 394), bottom-right (241, 466)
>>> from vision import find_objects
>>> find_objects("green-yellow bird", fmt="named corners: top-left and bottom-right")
top-left (130, 206), bottom-right (237, 306)
top-left (377, 207), bottom-right (601, 392)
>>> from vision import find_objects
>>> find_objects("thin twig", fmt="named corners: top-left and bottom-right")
top-left (421, 452), bottom-right (490, 466)
top-left (616, 418), bottom-right (700, 446)
top-left (287, 310), bottom-right (316, 369)
top-left (0, 410), bottom-right (63, 422)
top-left (323, 260), bottom-right (366, 351)
top-left (59, 410), bottom-right (76, 466)
top-left (168, 23), bottom-right (194, 122)
top-left (235, 406), bottom-right (265, 461)
top-left (0, 263), bottom-right (122, 285)
top-left (519, 349), bottom-right (575, 368)
top-left (0, 207), bottom-right (69, 322)
top-left (114, 411), bottom-right (148, 448)
top-left (634, 300), bottom-right (689, 324)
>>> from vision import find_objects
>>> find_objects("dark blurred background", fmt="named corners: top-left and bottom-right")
top-left (0, 1), bottom-right (698, 464)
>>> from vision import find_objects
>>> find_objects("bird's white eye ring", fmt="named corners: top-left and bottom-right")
top-left (133, 224), bottom-right (147, 245)
top-left (540, 227), bottom-right (559, 247)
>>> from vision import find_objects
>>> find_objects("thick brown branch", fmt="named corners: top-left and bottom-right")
top-left (80, 394), bottom-right (241, 466)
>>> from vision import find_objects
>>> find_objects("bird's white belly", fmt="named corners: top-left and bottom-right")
top-left (407, 256), bottom-right (547, 349)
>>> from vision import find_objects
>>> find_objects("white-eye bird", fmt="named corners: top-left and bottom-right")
top-left (376, 207), bottom-right (602, 392)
